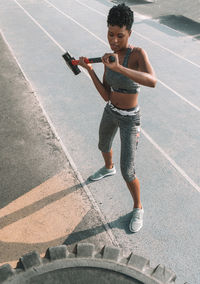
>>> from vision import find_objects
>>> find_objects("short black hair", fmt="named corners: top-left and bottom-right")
top-left (107, 3), bottom-right (134, 31)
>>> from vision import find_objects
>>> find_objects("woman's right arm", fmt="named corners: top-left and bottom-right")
top-left (79, 57), bottom-right (111, 102)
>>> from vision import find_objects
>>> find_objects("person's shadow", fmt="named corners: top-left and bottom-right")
top-left (64, 210), bottom-right (134, 247)
top-left (63, 178), bottom-right (136, 247)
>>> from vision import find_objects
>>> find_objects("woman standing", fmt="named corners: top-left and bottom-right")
top-left (79, 3), bottom-right (156, 233)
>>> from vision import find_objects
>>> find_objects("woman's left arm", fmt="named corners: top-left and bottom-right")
top-left (104, 49), bottom-right (157, 88)
top-left (136, 48), bottom-right (157, 87)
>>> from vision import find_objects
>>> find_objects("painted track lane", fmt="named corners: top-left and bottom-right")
top-left (0, 0), bottom-right (200, 283)
top-left (3, 0), bottom-right (199, 187)
top-left (7, 0), bottom-right (199, 188)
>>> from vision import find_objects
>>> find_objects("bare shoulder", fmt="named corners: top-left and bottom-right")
top-left (130, 46), bottom-right (155, 74)
top-left (129, 46), bottom-right (149, 70)
top-left (130, 46), bottom-right (148, 59)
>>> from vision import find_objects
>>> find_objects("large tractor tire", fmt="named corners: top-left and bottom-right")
top-left (0, 243), bottom-right (181, 283)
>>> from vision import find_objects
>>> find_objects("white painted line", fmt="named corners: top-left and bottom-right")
top-left (142, 129), bottom-right (200, 193)
top-left (75, 0), bottom-right (200, 69)
top-left (193, 33), bottom-right (200, 38)
top-left (74, 0), bottom-right (107, 17)
top-left (13, 0), bottom-right (64, 52)
top-left (13, 0), bottom-right (91, 79)
top-left (133, 31), bottom-right (200, 69)
top-left (0, 27), bottom-right (119, 247)
top-left (158, 79), bottom-right (200, 112)
top-left (44, 0), bottom-right (200, 113)
top-left (11, 0), bottom-right (200, 193)
top-left (44, 0), bottom-right (108, 47)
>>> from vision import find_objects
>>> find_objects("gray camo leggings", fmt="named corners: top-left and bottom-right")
top-left (98, 103), bottom-right (141, 182)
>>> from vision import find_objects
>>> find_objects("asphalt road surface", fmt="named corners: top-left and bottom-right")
top-left (0, 0), bottom-right (200, 283)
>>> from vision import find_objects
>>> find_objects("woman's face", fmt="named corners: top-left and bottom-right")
top-left (107, 25), bottom-right (131, 52)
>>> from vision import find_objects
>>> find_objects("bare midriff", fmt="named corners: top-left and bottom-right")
top-left (110, 91), bottom-right (139, 109)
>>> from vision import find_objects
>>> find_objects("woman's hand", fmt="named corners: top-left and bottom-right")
top-left (102, 53), bottom-right (120, 71)
top-left (78, 56), bottom-right (93, 71)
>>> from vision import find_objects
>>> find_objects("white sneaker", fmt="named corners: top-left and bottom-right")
top-left (89, 165), bottom-right (116, 181)
top-left (129, 207), bottom-right (144, 233)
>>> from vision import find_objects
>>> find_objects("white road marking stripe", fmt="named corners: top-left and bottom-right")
top-left (158, 79), bottom-right (200, 112)
top-left (13, 0), bottom-right (91, 79)
top-left (44, 0), bottom-right (200, 113)
top-left (75, 0), bottom-right (107, 17)
top-left (11, 0), bottom-right (200, 193)
top-left (142, 129), bottom-right (200, 193)
top-left (13, 0), bottom-right (65, 52)
top-left (133, 31), bottom-right (200, 69)
top-left (75, 0), bottom-right (200, 68)
top-left (44, 0), bottom-right (108, 47)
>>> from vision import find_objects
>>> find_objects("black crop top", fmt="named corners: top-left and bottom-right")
top-left (105, 47), bottom-right (140, 94)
